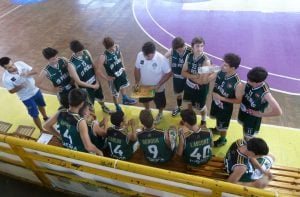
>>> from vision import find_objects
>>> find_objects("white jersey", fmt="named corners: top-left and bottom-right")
top-left (2, 61), bottom-right (39, 101)
top-left (135, 51), bottom-right (171, 92)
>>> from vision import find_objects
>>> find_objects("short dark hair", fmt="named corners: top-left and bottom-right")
top-left (0, 57), bottom-right (11, 67)
top-left (142, 42), bottom-right (156, 56)
top-left (68, 88), bottom-right (87, 107)
top-left (223, 53), bottom-right (241, 69)
top-left (110, 111), bottom-right (124, 127)
top-left (139, 110), bottom-right (153, 128)
top-left (78, 101), bottom-right (89, 117)
top-left (42, 47), bottom-right (58, 60)
top-left (70, 40), bottom-right (85, 53)
top-left (172, 37), bottom-right (185, 50)
top-left (180, 109), bottom-right (197, 126)
top-left (191, 37), bottom-right (205, 47)
top-left (247, 138), bottom-right (269, 156)
top-left (102, 37), bottom-right (115, 49)
top-left (247, 67), bottom-right (268, 83)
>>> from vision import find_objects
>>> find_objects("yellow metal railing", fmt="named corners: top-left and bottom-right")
top-left (0, 134), bottom-right (279, 197)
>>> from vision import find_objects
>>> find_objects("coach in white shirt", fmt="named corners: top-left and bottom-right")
top-left (134, 42), bottom-right (172, 124)
top-left (0, 57), bottom-right (49, 132)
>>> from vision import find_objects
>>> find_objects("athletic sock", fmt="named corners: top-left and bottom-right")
top-left (177, 98), bottom-right (182, 108)
top-left (122, 95), bottom-right (128, 100)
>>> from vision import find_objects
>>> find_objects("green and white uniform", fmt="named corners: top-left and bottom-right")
top-left (224, 139), bottom-right (254, 182)
top-left (238, 82), bottom-right (270, 137)
top-left (44, 58), bottom-right (75, 108)
top-left (103, 45), bottom-right (129, 96)
top-left (87, 121), bottom-right (107, 150)
top-left (57, 109), bottom-right (86, 152)
top-left (106, 126), bottom-right (136, 160)
top-left (210, 71), bottom-right (240, 131)
top-left (182, 129), bottom-right (212, 166)
top-left (251, 155), bottom-right (274, 180)
top-left (70, 50), bottom-right (104, 104)
top-left (183, 53), bottom-right (210, 110)
top-left (171, 46), bottom-right (192, 94)
top-left (137, 128), bottom-right (175, 164)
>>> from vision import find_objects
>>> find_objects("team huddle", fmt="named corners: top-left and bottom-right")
top-left (0, 36), bottom-right (282, 188)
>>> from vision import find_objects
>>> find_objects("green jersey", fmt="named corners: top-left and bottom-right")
top-left (212, 71), bottom-right (240, 112)
top-left (106, 126), bottom-right (135, 160)
top-left (57, 109), bottom-right (86, 152)
top-left (186, 53), bottom-right (208, 75)
top-left (44, 58), bottom-right (73, 93)
top-left (240, 82), bottom-right (269, 112)
top-left (137, 128), bottom-right (174, 164)
top-left (183, 129), bottom-right (212, 166)
top-left (171, 46), bottom-right (192, 77)
top-left (70, 50), bottom-right (96, 85)
top-left (224, 139), bottom-right (254, 182)
top-left (238, 82), bottom-right (270, 135)
top-left (103, 45), bottom-right (126, 78)
top-left (87, 121), bottom-right (107, 150)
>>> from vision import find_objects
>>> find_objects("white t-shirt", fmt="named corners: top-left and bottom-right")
top-left (2, 61), bottom-right (39, 101)
top-left (135, 51), bottom-right (171, 92)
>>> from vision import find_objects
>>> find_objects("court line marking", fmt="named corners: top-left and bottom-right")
top-left (132, 0), bottom-right (300, 96)
top-left (145, 0), bottom-right (300, 82)
top-left (0, 86), bottom-right (298, 131)
top-left (34, 89), bottom-right (300, 131)
top-left (0, 5), bottom-right (22, 19)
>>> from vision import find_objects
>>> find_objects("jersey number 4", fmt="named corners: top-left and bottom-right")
top-left (63, 129), bottom-right (73, 144)
top-left (190, 145), bottom-right (210, 160)
top-left (108, 142), bottom-right (124, 156)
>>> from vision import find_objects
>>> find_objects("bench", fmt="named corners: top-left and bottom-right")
top-left (43, 131), bottom-right (300, 196)
top-left (1, 119), bottom-right (299, 196)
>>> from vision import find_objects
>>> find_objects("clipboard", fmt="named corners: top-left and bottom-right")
top-left (131, 85), bottom-right (155, 98)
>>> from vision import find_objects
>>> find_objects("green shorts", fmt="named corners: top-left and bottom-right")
top-left (173, 77), bottom-right (186, 94)
top-left (109, 72), bottom-right (129, 96)
top-left (238, 109), bottom-right (262, 137)
top-left (210, 101), bottom-right (233, 131)
top-left (183, 80), bottom-right (209, 110)
top-left (85, 86), bottom-right (104, 105)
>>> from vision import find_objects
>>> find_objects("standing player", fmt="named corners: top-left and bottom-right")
top-left (1, 57), bottom-right (49, 132)
top-left (137, 110), bottom-right (176, 164)
top-left (37, 47), bottom-right (75, 109)
top-left (134, 41), bottom-right (172, 124)
top-left (210, 53), bottom-right (244, 147)
top-left (69, 40), bottom-right (111, 114)
top-left (97, 37), bottom-right (136, 112)
top-left (43, 88), bottom-right (103, 155)
top-left (106, 111), bottom-right (137, 160)
top-left (165, 37), bottom-right (192, 116)
top-left (181, 37), bottom-right (216, 126)
top-left (177, 109), bottom-right (213, 166)
top-left (238, 67), bottom-right (282, 140)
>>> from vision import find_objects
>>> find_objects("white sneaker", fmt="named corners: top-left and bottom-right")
top-left (154, 113), bottom-right (163, 125)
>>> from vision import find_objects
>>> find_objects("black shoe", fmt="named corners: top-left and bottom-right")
top-left (43, 117), bottom-right (49, 121)
top-left (209, 127), bottom-right (220, 135)
top-left (214, 138), bottom-right (227, 147)
top-left (172, 107), bottom-right (181, 116)
top-left (102, 105), bottom-right (113, 114)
